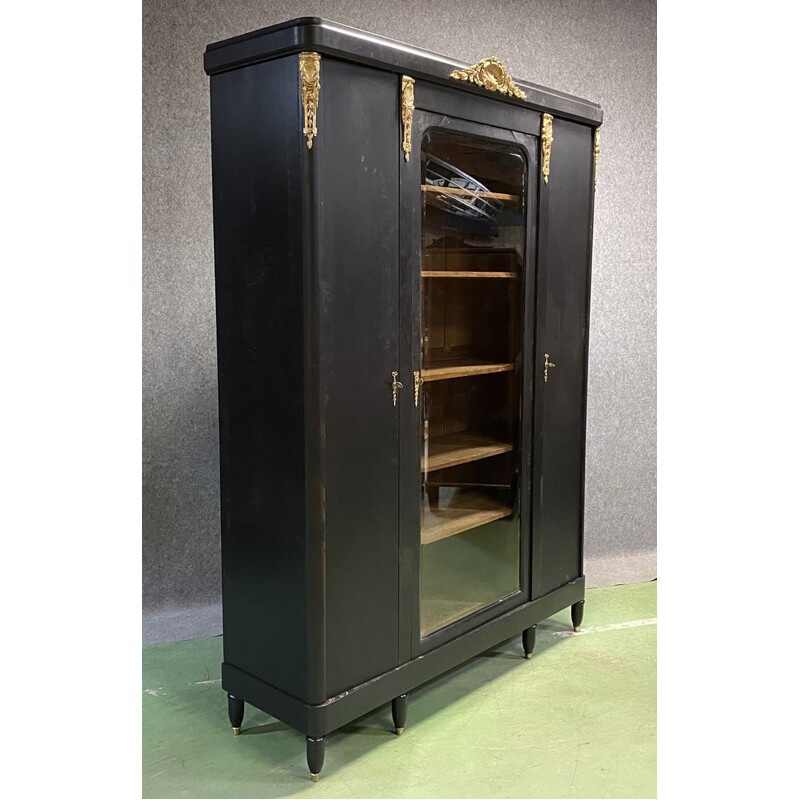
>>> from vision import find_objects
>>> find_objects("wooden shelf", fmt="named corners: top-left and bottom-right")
top-left (421, 491), bottom-right (513, 545)
top-left (421, 271), bottom-right (517, 279)
top-left (422, 185), bottom-right (519, 202)
top-left (421, 359), bottom-right (514, 382)
top-left (426, 481), bottom-right (512, 490)
top-left (423, 431), bottom-right (512, 472)
top-left (424, 247), bottom-right (517, 252)
top-left (422, 246), bottom-right (519, 274)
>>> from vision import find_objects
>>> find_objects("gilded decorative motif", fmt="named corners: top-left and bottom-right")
top-left (541, 113), bottom-right (553, 185)
top-left (594, 129), bottom-right (600, 189)
top-left (544, 353), bottom-right (556, 383)
top-left (299, 52), bottom-right (320, 149)
top-left (449, 57), bottom-right (526, 100)
top-left (391, 372), bottom-right (403, 407)
top-left (401, 76), bottom-right (415, 162)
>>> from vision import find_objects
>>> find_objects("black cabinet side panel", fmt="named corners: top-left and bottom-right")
top-left (318, 60), bottom-right (401, 696)
top-left (209, 57), bottom-right (308, 698)
top-left (533, 119), bottom-right (594, 598)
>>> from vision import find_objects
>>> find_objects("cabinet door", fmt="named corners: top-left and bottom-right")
top-left (399, 94), bottom-right (539, 657)
top-left (532, 118), bottom-right (594, 598)
top-left (316, 60), bottom-right (402, 697)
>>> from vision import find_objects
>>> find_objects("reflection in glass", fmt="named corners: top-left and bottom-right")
top-left (419, 130), bottom-right (527, 638)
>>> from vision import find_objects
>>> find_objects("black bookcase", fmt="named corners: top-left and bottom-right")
top-left (204, 17), bottom-right (601, 781)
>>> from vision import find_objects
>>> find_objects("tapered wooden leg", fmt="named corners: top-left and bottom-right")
top-left (306, 736), bottom-right (325, 781)
top-left (391, 693), bottom-right (408, 735)
top-left (571, 599), bottom-right (585, 633)
top-left (227, 693), bottom-right (244, 735)
top-left (522, 624), bottom-right (537, 659)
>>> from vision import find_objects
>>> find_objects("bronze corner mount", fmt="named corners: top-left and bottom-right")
top-left (299, 52), bottom-right (321, 149)
top-left (541, 114), bottom-right (553, 185)
top-left (401, 76), bottom-right (415, 162)
top-left (594, 129), bottom-right (600, 189)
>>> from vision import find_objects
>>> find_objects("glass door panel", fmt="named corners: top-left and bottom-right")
top-left (419, 129), bottom-right (527, 639)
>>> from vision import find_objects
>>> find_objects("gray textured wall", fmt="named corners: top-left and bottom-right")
top-left (143, 0), bottom-right (656, 642)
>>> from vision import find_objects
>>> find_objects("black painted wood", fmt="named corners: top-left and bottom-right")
top-left (220, 578), bottom-right (585, 738)
top-left (522, 624), bottom-right (537, 658)
top-left (204, 17), bottom-right (602, 125)
top-left (572, 600), bottom-right (585, 632)
top-left (397, 85), bottom-right (420, 665)
top-left (206, 20), bottom-right (599, 773)
top-left (532, 118), bottom-right (594, 599)
top-left (392, 694), bottom-right (408, 733)
top-left (306, 736), bottom-right (325, 779)
top-left (227, 693), bottom-right (244, 731)
top-left (415, 81), bottom-right (542, 136)
top-left (210, 55), bottom-right (309, 701)
top-left (317, 59), bottom-right (401, 697)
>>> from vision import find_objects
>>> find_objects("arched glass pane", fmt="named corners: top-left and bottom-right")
top-left (419, 129), bottom-right (527, 638)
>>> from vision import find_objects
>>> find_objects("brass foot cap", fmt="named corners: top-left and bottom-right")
top-left (573, 625), bottom-right (581, 633)
top-left (525, 652), bottom-right (532, 659)
top-left (311, 773), bottom-right (321, 782)
top-left (232, 727), bottom-right (241, 735)
top-left (396, 727), bottom-right (405, 736)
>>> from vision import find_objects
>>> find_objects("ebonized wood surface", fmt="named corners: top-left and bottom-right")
top-left (207, 30), bottom-right (598, 750)
top-left (532, 118), bottom-right (594, 597)
top-left (210, 56), bottom-right (308, 699)
top-left (204, 17), bottom-right (602, 126)
top-left (315, 59), bottom-right (402, 697)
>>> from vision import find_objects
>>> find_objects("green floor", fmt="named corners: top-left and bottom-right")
top-left (143, 582), bottom-right (656, 799)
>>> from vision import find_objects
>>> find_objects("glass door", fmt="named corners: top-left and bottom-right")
top-left (416, 126), bottom-right (530, 641)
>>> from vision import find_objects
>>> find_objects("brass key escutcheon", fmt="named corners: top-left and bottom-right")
top-left (392, 371), bottom-right (403, 406)
top-left (544, 353), bottom-right (556, 383)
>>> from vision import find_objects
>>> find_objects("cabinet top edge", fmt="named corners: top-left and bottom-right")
top-left (203, 16), bottom-right (603, 126)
